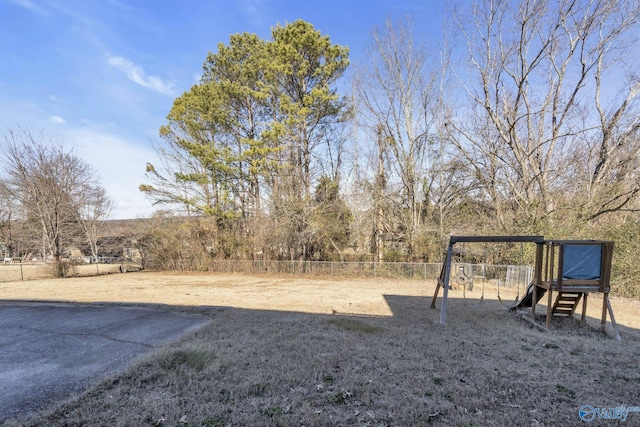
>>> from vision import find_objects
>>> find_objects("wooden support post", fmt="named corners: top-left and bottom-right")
top-left (605, 295), bottom-right (622, 341)
top-left (533, 243), bottom-right (543, 284)
top-left (546, 286), bottom-right (553, 330)
top-left (601, 292), bottom-right (608, 332)
top-left (431, 277), bottom-right (441, 309)
top-left (581, 293), bottom-right (588, 322)
top-left (531, 243), bottom-right (543, 318)
top-left (546, 244), bottom-right (555, 330)
top-left (532, 285), bottom-right (537, 317)
top-left (431, 260), bottom-right (446, 309)
top-left (518, 313), bottom-right (547, 332)
top-left (439, 244), bottom-right (454, 325)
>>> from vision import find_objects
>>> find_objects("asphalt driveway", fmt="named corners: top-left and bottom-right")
top-left (0, 302), bottom-right (210, 423)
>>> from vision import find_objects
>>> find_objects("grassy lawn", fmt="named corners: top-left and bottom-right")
top-left (2, 272), bottom-right (639, 426)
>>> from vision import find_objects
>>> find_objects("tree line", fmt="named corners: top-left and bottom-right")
top-left (142, 1), bottom-right (640, 283)
top-left (1, 1), bottom-right (639, 295)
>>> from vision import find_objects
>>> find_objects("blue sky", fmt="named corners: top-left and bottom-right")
top-left (0, 0), bottom-right (447, 219)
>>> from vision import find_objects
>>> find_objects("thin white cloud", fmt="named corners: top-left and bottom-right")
top-left (107, 55), bottom-right (177, 96)
top-left (4, 0), bottom-right (46, 14)
top-left (49, 115), bottom-right (65, 124)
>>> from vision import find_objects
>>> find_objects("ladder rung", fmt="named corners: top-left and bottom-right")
top-left (558, 296), bottom-right (579, 301)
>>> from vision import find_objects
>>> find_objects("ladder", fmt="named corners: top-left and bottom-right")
top-left (551, 292), bottom-right (583, 317)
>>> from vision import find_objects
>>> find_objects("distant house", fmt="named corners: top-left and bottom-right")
top-left (96, 236), bottom-right (141, 262)
top-left (62, 237), bottom-right (141, 263)
top-left (63, 244), bottom-right (86, 262)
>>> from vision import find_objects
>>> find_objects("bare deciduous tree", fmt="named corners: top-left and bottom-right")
top-left (77, 185), bottom-right (112, 261)
top-left (353, 17), bottom-right (442, 258)
top-left (448, 0), bottom-right (640, 230)
top-left (0, 182), bottom-right (13, 258)
top-left (1, 129), bottom-right (111, 276)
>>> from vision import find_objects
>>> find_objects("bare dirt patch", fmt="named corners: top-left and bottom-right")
top-left (2, 272), bottom-right (639, 426)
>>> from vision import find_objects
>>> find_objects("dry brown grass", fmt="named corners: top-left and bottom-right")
top-left (0, 263), bottom-right (127, 282)
top-left (2, 272), bottom-right (639, 426)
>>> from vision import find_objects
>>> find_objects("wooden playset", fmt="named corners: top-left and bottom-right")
top-left (430, 236), bottom-right (621, 340)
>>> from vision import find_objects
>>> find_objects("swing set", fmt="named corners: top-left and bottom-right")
top-left (453, 244), bottom-right (530, 308)
top-left (430, 235), bottom-right (621, 340)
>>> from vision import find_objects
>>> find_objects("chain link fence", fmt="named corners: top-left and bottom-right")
top-left (148, 258), bottom-right (534, 288)
top-left (1, 257), bottom-right (533, 289)
top-left (0, 259), bottom-right (143, 282)
top-left (449, 263), bottom-right (534, 290)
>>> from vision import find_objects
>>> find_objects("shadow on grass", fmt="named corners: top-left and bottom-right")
top-left (3, 294), bottom-right (640, 427)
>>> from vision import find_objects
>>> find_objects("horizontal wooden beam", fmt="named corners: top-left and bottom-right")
top-left (449, 235), bottom-right (545, 244)
top-left (544, 240), bottom-right (614, 246)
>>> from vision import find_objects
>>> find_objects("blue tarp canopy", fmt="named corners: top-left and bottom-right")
top-left (562, 245), bottom-right (602, 280)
